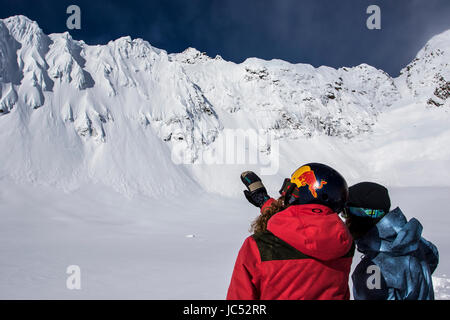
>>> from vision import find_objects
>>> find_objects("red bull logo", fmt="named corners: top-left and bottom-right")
top-left (291, 165), bottom-right (327, 198)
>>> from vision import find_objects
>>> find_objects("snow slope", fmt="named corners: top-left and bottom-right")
top-left (0, 15), bottom-right (449, 299)
top-left (0, 181), bottom-right (448, 299)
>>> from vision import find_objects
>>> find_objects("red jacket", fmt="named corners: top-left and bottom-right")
top-left (227, 199), bottom-right (354, 300)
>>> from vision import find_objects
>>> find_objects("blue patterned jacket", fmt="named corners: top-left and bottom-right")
top-left (352, 207), bottom-right (439, 300)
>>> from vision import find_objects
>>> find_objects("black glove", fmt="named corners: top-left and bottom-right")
top-left (240, 171), bottom-right (270, 208)
top-left (279, 178), bottom-right (300, 205)
top-left (279, 178), bottom-right (291, 196)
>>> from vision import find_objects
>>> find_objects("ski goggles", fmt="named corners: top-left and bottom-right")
top-left (345, 206), bottom-right (386, 219)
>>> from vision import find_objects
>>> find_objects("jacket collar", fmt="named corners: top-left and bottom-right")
top-left (356, 207), bottom-right (423, 256)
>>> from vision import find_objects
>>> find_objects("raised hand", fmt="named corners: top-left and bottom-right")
top-left (240, 171), bottom-right (270, 208)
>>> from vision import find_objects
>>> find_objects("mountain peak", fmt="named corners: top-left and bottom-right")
top-left (426, 28), bottom-right (450, 48)
top-left (2, 15), bottom-right (48, 47)
top-left (400, 28), bottom-right (450, 107)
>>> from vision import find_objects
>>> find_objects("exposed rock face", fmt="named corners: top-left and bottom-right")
top-left (400, 30), bottom-right (450, 108)
top-left (0, 15), bottom-right (405, 149)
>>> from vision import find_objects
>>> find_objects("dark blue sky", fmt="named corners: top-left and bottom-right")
top-left (2, 0), bottom-right (450, 76)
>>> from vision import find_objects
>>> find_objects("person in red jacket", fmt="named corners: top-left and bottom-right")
top-left (227, 163), bottom-right (354, 300)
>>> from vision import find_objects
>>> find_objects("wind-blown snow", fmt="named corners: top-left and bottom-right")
top-left (0, 15), bottom-right (449, 299)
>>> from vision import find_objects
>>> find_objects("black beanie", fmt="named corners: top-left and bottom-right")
top-left (348, 182), bottom-right (391, 214)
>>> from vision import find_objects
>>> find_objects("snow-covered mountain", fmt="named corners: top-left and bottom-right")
top-left (1, 15), bottom-right (449, 197)
top-left (398, 29), bottom-right (450, 107)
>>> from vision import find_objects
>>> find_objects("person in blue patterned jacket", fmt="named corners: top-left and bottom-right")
top-left (344, 182), bottom-right (439, 300)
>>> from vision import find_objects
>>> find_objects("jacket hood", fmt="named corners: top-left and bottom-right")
top-left (267, 204), bottom-right (353, 261)
top-left (356, 207), bottom-right (423, 256)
